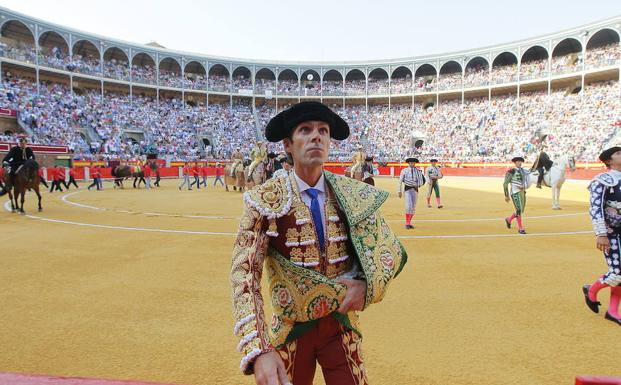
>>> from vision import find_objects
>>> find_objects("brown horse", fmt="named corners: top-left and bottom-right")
top-left (224, 162), bottom-right (246, 192)
top-left (111, 165), bottom-right (145, 189)
top-left (2, 160), bottom-right (42, 214)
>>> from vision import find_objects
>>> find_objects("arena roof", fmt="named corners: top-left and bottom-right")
top-left (0, 5), bottom-right (620, 70)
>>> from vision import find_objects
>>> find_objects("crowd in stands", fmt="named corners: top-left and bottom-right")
top-left (367, 78), bottom-right (389, 95)
top-left (184, 73), bottom-right (207, 90)
top-left (104, 58), bottom-right (130, 81)
top-left (520, 59), bottom-right (548, 80)
top-left (132, 64), bottom-right (157, 85)
top-left (255, 78), bottom-right (276, 94)
top-left (491, 64), bottom-right (518, 84)
top-left (415, 76), bottom-right (435, 92)
top-left (437, 72), bottom-right (462, 90)
top-left (551, 53), bottom-right (581, 75)
top-left (277, 80), bottom-right (299, 95)
top-left (345, 79), bottom-right (366, 96)
top-left (159, 70), bottom-right (182, 88)
top-left (0, 40), bottom-right (36, 63)
top-left (322, 80), bottom-right (344, 96)
top-left (208, 74), bottom-right (230, 92)
top-left (464, 65), bottom-right (489, 88)
top-left (0, 38), bottom-right (618, 93)
top-left (1, 40), bottom-right (620, 164)
top-left (585, 43), bottom-right (620, 69)
top-left (232, 76), bottom-right (252, 92)
top-left (364, 80), bottom-right (621, 163)
top-left (391, 77), bottom-right (413, 94)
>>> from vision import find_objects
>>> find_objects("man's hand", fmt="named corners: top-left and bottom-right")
top-left (504, 196), bottom-right (510, 203)
top-left (597, 235), bottom-right (611, 254)
top-left (335, 278), bottom-right (366, 314)
top-left (254, 351), bottom-right (292, 385)
top-left (398, 191), bottom-right (402, 198)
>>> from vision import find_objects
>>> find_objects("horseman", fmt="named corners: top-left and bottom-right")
top-left (230, 147), bottom-right (244, 177)
top-left (1, 137), bottom-right (35, 196)
top-left (350, 143), bottom-right (365, 176)
top-left (246, 140), bottom-right (267, 182)
top-left (361, 156), bottom-right (377, 185)
top-left (531, 145), bottom-right (553, 189)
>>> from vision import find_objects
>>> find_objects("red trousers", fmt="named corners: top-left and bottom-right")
top-left (276, 316), bottom-right (369, 385)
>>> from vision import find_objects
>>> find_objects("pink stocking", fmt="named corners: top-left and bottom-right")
top-left (436, 197), bottom-right (442, 206)
top-left (516, 216), bottom-right (524, 230)
top-left (589, 278), bottom-right (609, 302)
top-left (609, 285), bottom-right (621, 319)
top-left (426, 197), bottom-right (431, 205)
top-left (405, 213), bottom-right (412, 225)
top-left (507, 213), bottom-right (517, 223)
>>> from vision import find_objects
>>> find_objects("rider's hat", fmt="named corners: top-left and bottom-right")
top-left (265, 102), bottom-right (349, 143)
top-left (365, 156), bottom-right (373, 162)
top-left (511, 156), bottom-right (525, 162)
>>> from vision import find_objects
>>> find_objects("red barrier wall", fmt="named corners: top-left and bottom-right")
top-left (67, 166), bottom-right (605, 181)
top-left (576, 375), bottom-right (621, 385)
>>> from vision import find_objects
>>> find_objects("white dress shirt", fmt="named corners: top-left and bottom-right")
top-left (294, 171), bottom-right (327, 231)
top-left (293, 171), bottom-right (361, 279)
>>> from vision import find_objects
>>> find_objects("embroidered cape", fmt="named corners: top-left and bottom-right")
top-left (230, 171), bottom-right (408, 374)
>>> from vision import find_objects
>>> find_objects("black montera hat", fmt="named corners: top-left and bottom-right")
top-left (599, 146), bottom-right (621, 163)
top-left (406, 157), bottom-right (419, 163)
top-left (265, 102), bottom-right (349, 143)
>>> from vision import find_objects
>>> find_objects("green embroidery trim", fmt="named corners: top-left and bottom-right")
top-left (324, 171), bottom-right (388, 225)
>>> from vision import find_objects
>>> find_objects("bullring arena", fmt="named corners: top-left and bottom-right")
top-left (1, 172), bottom-right (620, 385)
top-left (1, 3), bottom-right (621, 385)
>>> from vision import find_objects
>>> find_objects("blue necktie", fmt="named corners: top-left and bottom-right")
top-left (306, 188), bottom-right (325, 251)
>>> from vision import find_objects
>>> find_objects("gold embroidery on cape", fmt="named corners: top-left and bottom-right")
top-left (244, 175), bottom-right (292, 218)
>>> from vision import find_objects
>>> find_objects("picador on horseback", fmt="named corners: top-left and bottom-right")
top-left (531, 146), bottom-right (553, 189)
top-left (1, 137), bottom-right (35, 196)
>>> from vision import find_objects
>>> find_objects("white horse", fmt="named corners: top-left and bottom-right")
top-left (528, 154), bottom-right (576, 210)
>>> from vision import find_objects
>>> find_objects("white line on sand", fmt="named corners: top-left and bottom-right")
top-left (5, 200), bottom-right (591, 239)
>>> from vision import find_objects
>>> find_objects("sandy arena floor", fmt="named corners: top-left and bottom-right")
top-left (1, 176), bottom-right (619, 385)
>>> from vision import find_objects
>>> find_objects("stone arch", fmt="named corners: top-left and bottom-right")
top-left (0, 20), bottom-right (35, 63)
top-left (345, 69), bottom-right (366, 95)
top-left (551, 38), bottom-right (582, 73)
top-left (368, 68), bottom-right (389, 94)
top-left (208, 64), bottom-right (230, 92)
top-left (131, 52), bottom-right (157, 85)
top-left (520, 45), bottom-right (549, 80)
top-left (491, 52), bottom-right (518, 84)
top-left (159, 57), bottom-right (182, 88)
top-left (38, 30), bottom-right (70, 70)
top-left (414, 64), bottom-right (437, 91)
top-left (232, 66), bottom-right (252, 91)
top-left (438, 60), bottom-right (462, 90)
top-left (391, 66), bottom-right (413, 94)
top-left (521, 45), bottom-right (549, 63)
top-left (184, 61), bottom-right (206, 90)
top-left (103, 47), bottom-right (129, 80)
top-left (301, 69), bottom-right (320, 96)
top-left (255, 68), bottom-right (276, 93)
top-left (322, 69), bottom-right (343, 96)
top-left (71, 39), bottom-right (101, 74)
top-left (277, 69), bottom-right (299, 95)
top-left (585, 28), bottom-right (620, 68)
